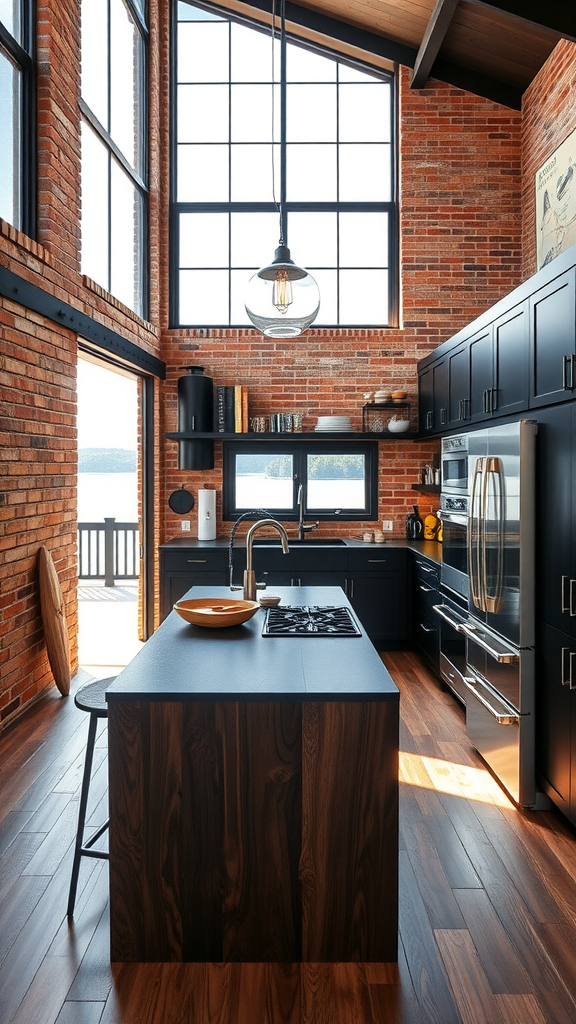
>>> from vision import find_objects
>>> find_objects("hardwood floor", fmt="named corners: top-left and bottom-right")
top-left (1, 651), bottom-right (576, 1022)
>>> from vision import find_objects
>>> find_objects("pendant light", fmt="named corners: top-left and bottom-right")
top-left (245, 0), bottom-right (320, 338)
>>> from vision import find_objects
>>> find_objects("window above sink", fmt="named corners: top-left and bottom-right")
top-left (222, 439), bottom-right (378, 523)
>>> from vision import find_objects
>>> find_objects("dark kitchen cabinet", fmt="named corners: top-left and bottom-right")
top-left (529, 267), bottom-right (576, 408)
top-left (418, 358), bottom-right (448, 434)
top-left (536, 404), bottom-right (576, 636)
top-left (160, 547), bottom-right (230, 619)
top-left (412, 554), bottom-right (440, 671)
top-left (468, 303), bottom-right (529, 423)
top-left (346, 548), bottom-right (409, 648)
top-left (447, 344), bottom-right (470, 428)
top-left (537, 623), bottom-right (576, 824)
top-left (536, 404), bottom-right (576, 827)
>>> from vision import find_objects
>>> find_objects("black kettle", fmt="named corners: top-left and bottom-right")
top-left (406, 504), bottom-right (424, 541)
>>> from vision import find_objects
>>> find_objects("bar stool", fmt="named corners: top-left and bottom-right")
top-left (67, 676), bottom-right (115, 917)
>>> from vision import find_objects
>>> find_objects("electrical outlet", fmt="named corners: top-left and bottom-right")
top-left (382, 519), bottom-right (393, 532)
top-left (181, 520), bottom-right (191, 532)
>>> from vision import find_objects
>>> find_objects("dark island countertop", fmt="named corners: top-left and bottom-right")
top-left (106, 585), bottom-right (399, 703)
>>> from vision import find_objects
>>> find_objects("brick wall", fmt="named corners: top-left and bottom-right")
top-left (159, 68), bottom-right (523, 543)
top-left (521, 40), bottom-right (576, 279)
top-left (0, 0), bottom-right (161, 731)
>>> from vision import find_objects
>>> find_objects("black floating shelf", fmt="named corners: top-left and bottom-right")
top-left (165, 431), bottom-right (419, 441)
top-left (412, 483), bottom-right (441, 494)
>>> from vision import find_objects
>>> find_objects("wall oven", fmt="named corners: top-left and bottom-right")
top-left (441, 433), bottom-right (469, 492)
top-left (439, 493), bottom-right (469, 602)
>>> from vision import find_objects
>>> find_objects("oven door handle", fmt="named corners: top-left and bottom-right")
top-left (433, 604), bottom-right (519, 663)
top-left (433, 604), bottom-right (468, 632)
top-left (463, 677), bottom-right (519, 725)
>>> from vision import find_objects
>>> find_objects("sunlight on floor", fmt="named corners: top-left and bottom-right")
top-left (78, 583), bottom-right (144, 676)
top-left (399, 750), bottom-right (514, 808)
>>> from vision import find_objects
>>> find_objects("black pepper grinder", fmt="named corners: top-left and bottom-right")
top-left (406, 504), bottom-right (424, 541)
top-left (177, 366), bottom-right (214, 470)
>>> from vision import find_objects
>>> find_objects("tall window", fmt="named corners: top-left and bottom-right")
top-left (0, 0), bottom-right (35, 234)
top-left (80, 0), bottom-right (148, 318)
top-left (172, 0), bottom-right (396, 328)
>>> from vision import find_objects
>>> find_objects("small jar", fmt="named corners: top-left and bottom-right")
top-left (363, 530), bottom-right (375, 543)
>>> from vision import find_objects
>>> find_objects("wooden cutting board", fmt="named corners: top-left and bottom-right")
top-left (38, 546), bottom-right (70, 696)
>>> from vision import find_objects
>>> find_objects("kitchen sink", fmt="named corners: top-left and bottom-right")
top-left (252, 537), bottom-right (347, 546)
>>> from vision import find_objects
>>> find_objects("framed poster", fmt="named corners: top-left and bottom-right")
top-left (536, 128), bottom-right (576, 270)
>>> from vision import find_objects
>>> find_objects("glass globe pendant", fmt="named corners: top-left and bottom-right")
top-left (245, 243), bottom-right (320, 338)
top-left (245, 0), bottom-right (320, 338)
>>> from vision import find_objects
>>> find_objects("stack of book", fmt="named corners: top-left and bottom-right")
top-left (215, 385), bottom-right (249, 433)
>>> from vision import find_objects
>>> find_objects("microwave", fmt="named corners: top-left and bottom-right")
top-left (441, 433), bottom-right (469, 492)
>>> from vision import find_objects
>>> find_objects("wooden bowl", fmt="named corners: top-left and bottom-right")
top-left (174, 598), bottom-right (260, 628)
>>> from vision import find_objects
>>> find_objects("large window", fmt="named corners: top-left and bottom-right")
top-left (172, 0), bottom-right (396, 328)
top-left (80, 0), bottom-right (148, 318)
top-left (223, 440), bottom-right (378, 521)
top-left (0, 0), bottom-right (35, 234)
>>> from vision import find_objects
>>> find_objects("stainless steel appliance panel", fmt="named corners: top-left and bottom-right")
top-left (434, 595), bottom-right (469, 704)
top-left (464, 648), bottom-right (535, 806)
top-left (467, 421), bottom-right (536, 649)
top-left (441, 433), bottom-right (469, 492)
top-left (439, 494), bottom-right (470, 602)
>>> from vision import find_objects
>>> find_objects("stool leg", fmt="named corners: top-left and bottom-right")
top-left (67, 711), bottom-right (98, 917)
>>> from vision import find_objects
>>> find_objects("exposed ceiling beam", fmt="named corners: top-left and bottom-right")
top-left (411, 0), bottom-right (460, 89)
top-left (431, 57), bottom-right (523, 108)
top-left (470, 1), bottom-right (576, 42)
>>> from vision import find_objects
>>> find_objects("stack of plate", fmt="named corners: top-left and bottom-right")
top-left (314, 415), bottom-right (352, 432)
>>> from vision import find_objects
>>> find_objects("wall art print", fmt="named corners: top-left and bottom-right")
top-left (536, 128), bottom-right (576, 270)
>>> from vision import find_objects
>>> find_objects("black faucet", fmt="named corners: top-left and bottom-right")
top-left (297, 484), bottom-right (320, 541)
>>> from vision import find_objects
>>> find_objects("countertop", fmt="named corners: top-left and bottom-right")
top-left (106, 585), bottom-right (399, 703)
top-left (160, 534), bottom-right (442, 566)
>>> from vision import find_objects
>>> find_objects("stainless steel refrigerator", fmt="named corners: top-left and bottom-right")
top-left (438, 420), bottom-right (539, 806)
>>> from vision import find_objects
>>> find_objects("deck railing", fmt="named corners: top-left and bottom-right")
top-left (78, 518), bottom-right (140, 586)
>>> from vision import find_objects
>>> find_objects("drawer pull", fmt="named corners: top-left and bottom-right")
top-left (187, 559), bottom-right (207, 563)
top-left (368, 559), bottom-right (386, 563)
top-left (419, 623), bottom-right (436, 634)
top-left (419, 584), bottom-right (434, 593)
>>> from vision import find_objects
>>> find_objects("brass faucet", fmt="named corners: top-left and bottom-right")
top-left (243, 519), bottom-right (290, 601)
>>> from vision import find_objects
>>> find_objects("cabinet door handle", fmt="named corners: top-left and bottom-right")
top-left (458, 399), bottom-right (463, 420)
top-left (482, 389), bottom-right (488, 414)
top-left (561, 575), bottom-right (570, 613)
top-left (571, 578), bottom-right (576, 617)
top-left (440, 407), bottom-right (447, 425)
top-left (572, 355), bottom-right (576, 390)
top-left (426, 410), bottom-right (433, 430)
top-left (561, 647), bottom-right (576, 688)
top-left (348, 579), bottom-right (354, 599)
top-left (290, 578), bottom-right (302, 587)
top-left (562, 355), bottom-right (571, 391)
top-left (491, 388), bottom-right (497, 412)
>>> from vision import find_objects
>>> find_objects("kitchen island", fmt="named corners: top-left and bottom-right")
top-left (106, 586), bottom-right (399, 963)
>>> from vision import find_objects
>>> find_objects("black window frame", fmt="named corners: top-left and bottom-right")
top-left (79, 0), bottom-right (149, 320)
top-left (0, 0), bottom-right (36, 237)
top-left (170, 0), bottom-right (398, 330)
top-left (222, 438), bottom-right (379, 522)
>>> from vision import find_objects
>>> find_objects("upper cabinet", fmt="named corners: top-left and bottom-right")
top-left (529, 268), bottom-right (576, 408)
top-left (418, 249), bottom-right (576, 435)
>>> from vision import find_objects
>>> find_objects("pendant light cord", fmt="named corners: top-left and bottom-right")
top-left (270, 0), bottom-right (284, 247)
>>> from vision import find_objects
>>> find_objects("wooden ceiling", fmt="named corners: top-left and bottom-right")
top-left (212, 0), bottom-right (576, 108)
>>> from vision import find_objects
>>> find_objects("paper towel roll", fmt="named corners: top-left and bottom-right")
top-left (197, 488), bottom-right (216, 541)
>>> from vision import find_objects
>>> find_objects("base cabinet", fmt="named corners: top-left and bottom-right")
top-left (537, 623), bottom-right (576, 824)
top-left (412, 554), bottom-right (440, 671)
top-left (160, 543), bottom-right (410, 648)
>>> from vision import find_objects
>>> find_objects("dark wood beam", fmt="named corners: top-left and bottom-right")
top-left (411, 0), bottom-right (460, 89)
top-left (470, 1), bottom-right (576, 42)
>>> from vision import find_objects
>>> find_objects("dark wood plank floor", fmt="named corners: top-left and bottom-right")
top-left (1, 652), bottom-right (576, 1023)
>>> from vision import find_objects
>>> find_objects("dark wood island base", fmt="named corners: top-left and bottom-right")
top-left (107, 587), bottom-right (399, 964)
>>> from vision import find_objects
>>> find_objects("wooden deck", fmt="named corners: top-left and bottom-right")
top-left (1, 650), bottom-right (576, 1022)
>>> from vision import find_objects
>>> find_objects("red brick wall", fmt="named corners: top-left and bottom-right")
top-left (159, 68), bottom-right (523, 543)
top-left (0, 0), bottom-right (161, 731)
top-left (521, 40), bottom-right (576, 279)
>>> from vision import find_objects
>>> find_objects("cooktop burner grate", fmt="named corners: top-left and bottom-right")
top-left (262, 605), bottom-right (362, 637)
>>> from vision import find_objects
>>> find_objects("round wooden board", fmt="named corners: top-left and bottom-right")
top-left (38, 546), bottom-right (70, 696)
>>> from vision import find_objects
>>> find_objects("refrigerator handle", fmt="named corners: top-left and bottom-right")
top-left (483, 456), bottom-right (504, 615)
top-left (468, 457), bottom-right (484, 610)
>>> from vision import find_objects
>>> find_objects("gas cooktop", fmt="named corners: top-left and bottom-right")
top-left (262, 605), bottom-right (362, 637)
